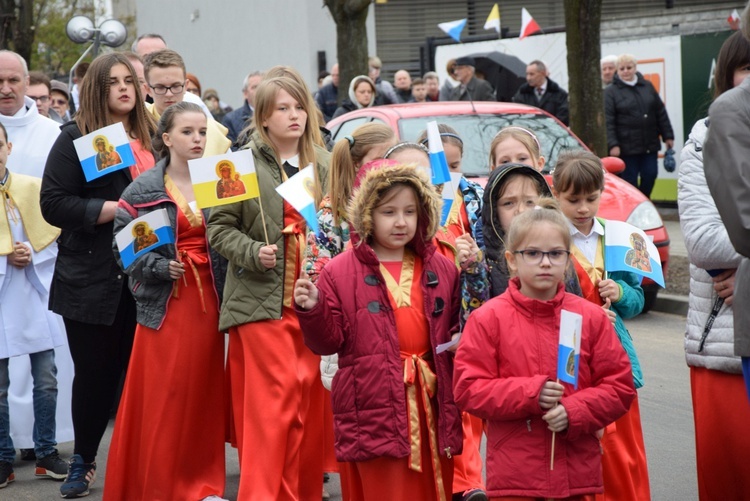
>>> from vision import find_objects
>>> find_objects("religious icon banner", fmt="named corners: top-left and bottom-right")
top-left (115, 208), bottom-right (175, 269)
top-left (604, 220), bottom-right (665, 287)
top-left (73, 122), bottom-right (135, 182)
top-left (188, 150), bottom-right (260, 208)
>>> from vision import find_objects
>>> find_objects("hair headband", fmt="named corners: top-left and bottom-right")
top-left (419, 132), bottom-right (464, 146)
top-left (495, 126), bottom-right (542, 153)
top-left (383, 142), bottom-right (429, 159)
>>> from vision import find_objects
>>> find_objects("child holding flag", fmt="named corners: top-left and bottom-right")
top-left (294, 162), bottom-right (462, 500)
top-left (207, 76), bottom-right (330, 501)
top-left (453, 199), bottom-right (635, 500)
top-left (105, 102), bottom-right (227, 500)
top-left (551, 150), bottom-right (650, 501)
top-left (417, 124), bottom-right (487, 501)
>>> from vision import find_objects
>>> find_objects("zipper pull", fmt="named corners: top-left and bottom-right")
top-left (526, 419), bottom-right (532, 432)
top-left (444, 447), bottom-right (452, 459)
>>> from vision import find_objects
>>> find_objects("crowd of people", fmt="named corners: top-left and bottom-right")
top-left (0, 8), bottom-right (748, 500)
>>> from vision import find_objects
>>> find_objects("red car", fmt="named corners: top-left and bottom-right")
top-left (327, 102), bottom-right (670, 312)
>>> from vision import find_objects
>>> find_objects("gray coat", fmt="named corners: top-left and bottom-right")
top-left (679, 118), bottom-right (742, 372)
top-left (112, 160), bottom-right (223, 329)
top-left (704, 76), bottom-right (750, 357)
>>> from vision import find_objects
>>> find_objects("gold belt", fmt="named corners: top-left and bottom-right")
top-left (403, 354), bottom-right (446, 500)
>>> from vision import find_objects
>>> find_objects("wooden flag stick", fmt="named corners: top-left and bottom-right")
top-left (550, 378), bottom-right (559, 471)
top-left (257, 194), bottom-right (270, 246)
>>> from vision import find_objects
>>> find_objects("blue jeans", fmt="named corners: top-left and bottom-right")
top-left (0, 349), bottom-right (58, 462)
top-left (619, 152), bottom-right (659, 199)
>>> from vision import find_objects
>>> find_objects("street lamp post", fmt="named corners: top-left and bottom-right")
top-left (65, 15), bottom-right (127, 110)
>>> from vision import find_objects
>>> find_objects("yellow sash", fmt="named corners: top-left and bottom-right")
top-left (379, 250), bottom-right (415, 308)
top-left (571, 236), bottom-right (605, 285)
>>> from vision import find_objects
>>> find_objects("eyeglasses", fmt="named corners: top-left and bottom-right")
top-left (513, 249), bottom-right (570, 265)
top-left (51, 98), bottom-right (68, 106)
top-left (148, 83), bottom-right (185, 95)
top-left (28, 95), bottom-right (49, 103)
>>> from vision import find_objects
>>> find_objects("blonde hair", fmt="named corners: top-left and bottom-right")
top-left (252, 76), bottom-right (323, 205)
top-left (505, 197), bottom-right (571, 253)
top-left (489, 127), bottom-right (542, 169)
top-left (262, 66), bottom-right (323, 147)
top-left (75, 53), bottom-right (156, 150)
top-left (330, 123), bottom-right (395, 224)
top-left (617, 53), bottom-right (637, 69)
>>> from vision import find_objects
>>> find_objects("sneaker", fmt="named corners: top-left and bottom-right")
top-left (453, 489), bottom-right (488, 501)
top-left (20, 448), bottom-right (36, 461)
top-left (36, 449), bottom-right (68, 480)
top-left (0, 461), bottom-right (14, 488)
top-left (60, 454), bottom-right (96, 498)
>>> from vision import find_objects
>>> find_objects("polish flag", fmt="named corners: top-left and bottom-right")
top-left (728, 9), bottom-right (741, 30)
top-left (520, 8), bottom-right (541, 40)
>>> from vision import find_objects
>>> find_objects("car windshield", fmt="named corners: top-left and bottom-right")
top-left (398, 113), bottom-right (583, 177)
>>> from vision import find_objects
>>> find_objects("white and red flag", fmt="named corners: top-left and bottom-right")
top-left (520, 8), bottom-right (541, 40)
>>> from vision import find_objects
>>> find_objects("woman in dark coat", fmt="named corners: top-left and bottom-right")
top-left (605, 53), bottom-right (674, 198)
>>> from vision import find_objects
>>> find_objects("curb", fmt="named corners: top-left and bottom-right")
top-left (652, 292), bottom-right (689, 316)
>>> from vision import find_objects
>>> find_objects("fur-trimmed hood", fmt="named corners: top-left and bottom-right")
top-left (349, 163), bottom-right (442, 257)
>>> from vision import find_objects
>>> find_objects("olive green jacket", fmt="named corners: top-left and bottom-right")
top-left (207, 131), bottom-right (330, 330)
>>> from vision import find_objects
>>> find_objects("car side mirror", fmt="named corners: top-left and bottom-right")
top-left (601, 156), bottom-right (626, 174)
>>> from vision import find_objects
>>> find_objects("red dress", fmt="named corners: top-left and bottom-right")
top-left (104, 191), bottom-right (226, 500)
top-left (343, 256), bottom-right (453, 501)
top-left (227, 202), bottom-right (323, 501)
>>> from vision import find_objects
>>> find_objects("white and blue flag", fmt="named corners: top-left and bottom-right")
top-left (275, 164), bottom-right (319, 234)
top-left (73, 122), bottom-right (135, 182)
top-left (115, 209), bottom-right (174, 269)
top-left (604, 220), bottom-right (665, 288)
top-left (557, 309), bottom-right (583, 389)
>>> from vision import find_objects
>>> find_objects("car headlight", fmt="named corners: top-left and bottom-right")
top-left (626, 201), bottom-right (663, 231)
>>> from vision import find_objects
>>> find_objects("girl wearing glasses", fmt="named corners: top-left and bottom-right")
top-left (453, 198), bottom-right (635, 500)
top-left (552, 150), bottom-right (650, 501)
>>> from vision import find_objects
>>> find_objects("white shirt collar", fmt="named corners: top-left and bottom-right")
top-left (568, 218), bottom-right (604, 238)
top-left (283, 154), bottom-right (300, 168)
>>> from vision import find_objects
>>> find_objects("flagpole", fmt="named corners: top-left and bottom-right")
top-left (257, 194), bottom-right (270, 245)
top-left (550, 378), bottom-right (559, 471)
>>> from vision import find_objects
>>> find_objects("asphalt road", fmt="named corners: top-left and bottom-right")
top-left (6, 310), bottom-right (694, 500)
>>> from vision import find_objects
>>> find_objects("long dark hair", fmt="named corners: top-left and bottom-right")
top-left (75, 53), bottom-right (156, 150)
top-left (152, 102), bottom-right (204, 164)
top-left (714, 31), bottom-right (750, 98)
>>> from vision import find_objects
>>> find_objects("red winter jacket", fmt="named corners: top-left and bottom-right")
top-left (296, 239), bottom-right (463, 463)
top-left (453, 278), bottom-right (635, 498)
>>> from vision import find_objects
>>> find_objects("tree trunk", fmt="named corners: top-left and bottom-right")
top-left (323, 0), bottom-right (370, 104)
top-left (13, 0), bottom-right (34, 65)
top-left (564, 0), bottom-right (607, 157)
top-left (0, 0), bottom-right (17, 50)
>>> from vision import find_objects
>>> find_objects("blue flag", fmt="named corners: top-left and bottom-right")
top-left (275, 164), bottom-right (319, 234)
top-left (557, 310), bottom-right (583, 389)
top-left (426, 121), bottom-right (451, 185)
top-left (115, 209), bottom-right (175, 269)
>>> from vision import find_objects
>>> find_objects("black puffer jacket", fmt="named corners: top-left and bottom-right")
top-left (512, 78), bottom-right (569, 125)
top-left (605, 73), bottom-right (674, 155)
